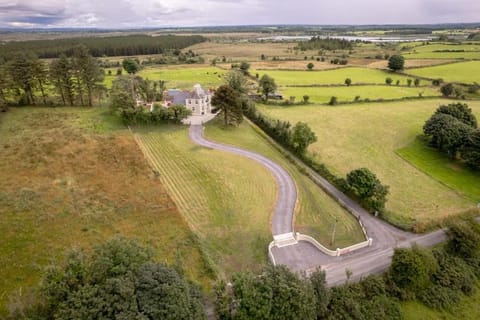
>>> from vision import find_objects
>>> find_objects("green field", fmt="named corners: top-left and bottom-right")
top-left (403, 43), bottom-right (480, 60)
top-left (397, 138), bottom-right (480, 202)
top-left (257, 100), bottom-right (480, 230)
top-left (403, 288), bottom-right (480, 320)
top-left (253, 67), bottom-right (413, 86)
top-left (0, 107), bottom-right (209, 315)
top-left (138, 65), bottom-right (225, 89)
top-left (281, 85), bottom-right (439, 103)
top-left (411, 44), bottom-right (480, 52)
top-left (406, 61), bottom-right (480, 84)
top-left (135, 120), bottom-right (364, 277)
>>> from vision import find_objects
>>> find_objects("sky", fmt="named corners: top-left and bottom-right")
top-left (0, 0), bottom-right (478, 28)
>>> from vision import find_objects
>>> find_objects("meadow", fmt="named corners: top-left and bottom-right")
top-left (0, 107), bottom-right (210, 315)
top-left (406, 61), bottom-right (480, 84)
top-left (135, 120), bottom-right (365, 277)
top-left (138, 65), bottom-right (226, 89)
top-left (281, 85), bottom-right (439, 103)
top-left (257, 100), bottom-right (480, 230)
top-left (253, 67), bottom-right (414, 86)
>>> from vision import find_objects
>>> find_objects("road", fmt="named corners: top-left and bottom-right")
top-left (189, 123), bottom-right (457, 286)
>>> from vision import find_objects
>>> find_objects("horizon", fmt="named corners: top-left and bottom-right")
top-left (1, 0), bottom-right (480, 29)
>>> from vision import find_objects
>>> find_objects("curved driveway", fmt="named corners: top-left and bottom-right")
top-left (189, 123), bottom-right (456, 285)
top-left (189, 125), bottom-right (296, 236)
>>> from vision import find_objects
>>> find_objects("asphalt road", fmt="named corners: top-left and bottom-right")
top-left (189, 123), bottom-right (465, 286)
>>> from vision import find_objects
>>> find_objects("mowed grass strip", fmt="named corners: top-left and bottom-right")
top-left (257, 100), bottom-right (480, 230)
top-left (397, 138), bottom-right (480, 202)
top-left (406, 61), bottom-right (480, 84)
top-left (0, 107), bottom-right (208, 315)
top-left (205, 119), bottom-right (365, 248)
top-left (135, 125), bottom-right (277, 275)
top-left (138, 65), bottom-right (225, 89)
top-left (253, 67), bottom-right (413, 86)
top-left (281, 85), bottom-right (439, 103)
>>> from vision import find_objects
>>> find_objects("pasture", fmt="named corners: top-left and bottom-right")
top-left (136, 120), bottom-right (365, 277)
top-left (257, 100), bottom-right (480, 230)
top-left (406, 61), bottom-right (480, 84)
top-left (138, 65), bottom-right (225, 89)
top-left (0, 107), bottom-right (209, 315)
top-left (281, 85), bottom-right (439, 103)
top-left (254, 67), bottom-right (413, 86)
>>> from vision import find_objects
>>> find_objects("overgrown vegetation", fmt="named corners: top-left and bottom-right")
top-left (297, 37), bottom-right (355, 51)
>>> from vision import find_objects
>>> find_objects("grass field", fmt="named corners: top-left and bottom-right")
top-left (135, 120), bottom-right (365, 277)
top-left (404, 51), bottom-right (480, 59)
top-left (253, 67), bottom-right (413, 86)
top-left (0, 107), bottom-right (209, 315)
top-left (281, 85), bottom-right (439, 103)
top-left (412, 43), bottom-right (480, 52)
top-left (137, 65), bottom-right (225, 90)
top-left (397, 138), bottom-right (480, 202)
top-left (406, 61), bottom-right (480, 84)
top-left (257, 100), bottom-right (480, 230)
top-left (402, 288), bottom-right (480, 320)
top-left (205, 120), bottom-right (365, 246)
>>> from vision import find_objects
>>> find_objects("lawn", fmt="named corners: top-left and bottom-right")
top-left (281, 85), bottom-right (439, 104)
top-left (137, 65), bottom-right (226, 90)
top-left (397, 137), bottom-right (480, 202)
top-left (135, 120), bottom-right (365, 277)
top-left (257, 100), bottom-right (480, 230)
top-left (0, 107), bottom-right (209, 315)
top-left (253, 67), bottom-right (413, 86)
top-left (406, 61), bottom-right (480, 84)
top-left (205, 119), bottom-right (365, 247)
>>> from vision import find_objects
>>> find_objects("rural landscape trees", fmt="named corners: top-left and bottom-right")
top-left (388, 55), bottom-right (405, 71)
top-left (258, 75), bottom-right (277, 101)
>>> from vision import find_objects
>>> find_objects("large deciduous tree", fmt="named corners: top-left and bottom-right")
top-left (346, 167), bottom-right (389, 213)
top-left (290, 121), bottom-right (317, 154)
top-left (387, 55), bottom-right (405, 71)
top-left (259, 74), bottom-right (277, 101)
top-left (212, 84), bottom-right (243, 126)
top-left (122, 58), bottom-right (140, 74)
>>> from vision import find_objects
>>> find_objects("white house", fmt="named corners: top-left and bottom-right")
top-left (163, 84), bottom-right (213, 116)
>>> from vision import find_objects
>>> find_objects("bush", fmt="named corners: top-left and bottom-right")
top-left (346, 168), bottom-right (389, 213)
top-left (385, 77), bottom-right (393, 85)
top-left (432, 78), bottom-right (444, 86)
top-left (329, 96), bottom-right (338, 105)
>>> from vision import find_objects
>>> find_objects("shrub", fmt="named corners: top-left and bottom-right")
top-left (328, 96), bottom-right (338, 105)
top-left (385, 77), bottom-right (393, 85)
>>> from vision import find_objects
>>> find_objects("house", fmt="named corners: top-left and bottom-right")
top-left (163, 84), bottom-right (213, 116)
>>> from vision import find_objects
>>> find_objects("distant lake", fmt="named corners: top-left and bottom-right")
top-left (257, 35), bottom-right (437, 43)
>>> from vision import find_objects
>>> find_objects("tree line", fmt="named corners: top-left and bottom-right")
top-left (0, 45), bottom-right (104, 107)
top-left (423, 103), bottom-right (479, 170)
top-left (297, 37), bottom-right (355, 51)
top-left (0, 35), bottom-right (206, 59)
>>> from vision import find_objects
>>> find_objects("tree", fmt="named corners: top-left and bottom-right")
top-left (31, 58), bottom-right (49, 105)
top-left (441, 83), bottom-right (455, 97)
top-left (37, 238), bottom-right (206, 319)
top-left (447, 219), bottom-right (480, 260)
top-left (110, 77), bottom-right (135, 112)
top-left (73, 45), bottom-right (104, 106)
top-left (211, 85), bottom-right (243, 126)
top-left (389, 245), bottom-right (438, 295)
top-left (345, 78), bottom-right (352, 86)
top-left (309, 268), bottom-right (329, 319)
top-left (461, 129), bottom-right (480, 169)
top-left (388, 55), bottom-right (405, 71)
top-left (122, 58), bottom-right (140, 74)
top-left (385, 77), bottom-right (393, 85)
top-left (434, 103), bottom-right (477, 128)
top-left (346, 168), bottom-right (389, 213)
top-left (50, 54), bottom-right (75, 106)
top-left (8, 53), bottom-right (37, 105)
top-left (303, 95), bottom-right (310, 103)
top-left (423, 113), bottom-right (472, 157)
top-left (307, 62), bottom-right (314, 70)
top-left (239, 61), bottom-right (250, 75)
top-left (328, 96), bottom-right (338, 105)
top-left (290, 122), bottom-right (317, 154)
top-left (414, 78), bottom-right (420, 87)
top-left (259, 74), bottom-right (277, 101)
top-left (407, 79), bottom-right (412, 87)
top-left (224, 70), bottom-right (248, 95)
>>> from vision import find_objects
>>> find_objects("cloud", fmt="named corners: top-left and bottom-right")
top-left (0, 0), bottom-right (477, 28)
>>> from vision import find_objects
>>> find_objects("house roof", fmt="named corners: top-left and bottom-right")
top-left (165, 85), bottom-right (211, 104)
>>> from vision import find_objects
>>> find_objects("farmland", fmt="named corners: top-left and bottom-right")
top-left (135, 120), bottom-right (365, 276)
top-left (0, 107), bottom-right (209, 315)
top-left (281, 85), bottom-right (439, 103)
top-left (253, 67), bottom-right (414, 86)
top-left (138, 65), bottom-right (226, 89)
top-left (257, 100), bottom-right (480, 230)
top-left (406, 61), bottom-right (480, 84)
top-left (403, 43), bottom-right (480, 60)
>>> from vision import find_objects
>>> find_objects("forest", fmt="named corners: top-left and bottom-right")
top-left (0, 34), bottom-right (206, 59)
